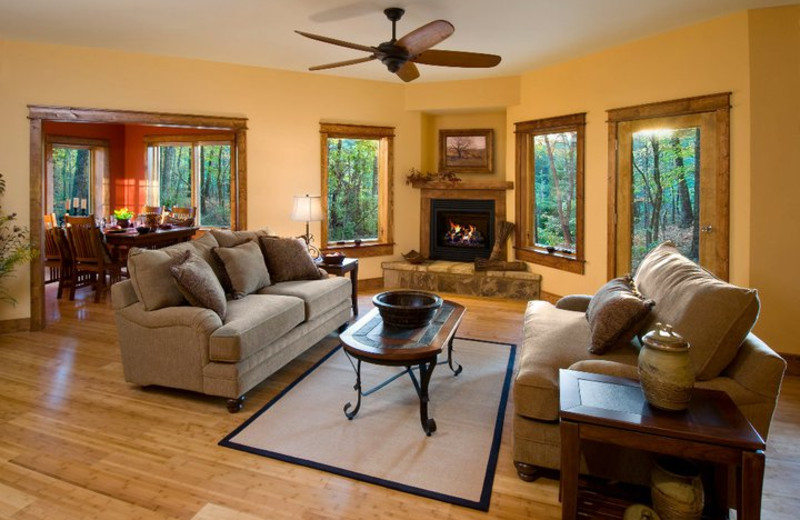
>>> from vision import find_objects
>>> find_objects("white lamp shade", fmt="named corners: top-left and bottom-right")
top-left (290, 194), bottom-right (323, 222)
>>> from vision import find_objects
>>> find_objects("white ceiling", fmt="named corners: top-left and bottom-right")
top-left (0, 0), bottom-right (793, 83)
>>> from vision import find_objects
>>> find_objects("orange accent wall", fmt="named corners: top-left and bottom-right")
top-left (43, 122), bottom-right (229, 215)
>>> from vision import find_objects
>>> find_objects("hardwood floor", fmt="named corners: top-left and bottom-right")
top-left (0, 285), bottom-right (796, 519)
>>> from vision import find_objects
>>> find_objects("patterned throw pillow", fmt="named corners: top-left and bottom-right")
top-left (169, 250), bottom-right (227, 319)
top-left (585, 275), bottom-right (655, 354)
top-left (260, 237), bottom-right (326, 283)
top-left (213, 241), bottom-right (271, 299)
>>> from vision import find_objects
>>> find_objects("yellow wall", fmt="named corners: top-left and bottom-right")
top-left (2, 7), bottom-right (796, 359)
top-left (748, 5), bottom-right (800, 355)
top-left (507, 11), bottom-right (753, 297)
top-left (0, 40), bottom-right (420, 320)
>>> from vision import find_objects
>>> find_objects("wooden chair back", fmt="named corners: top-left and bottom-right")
top-left (166, 206), bottom-right (196, 226)
top-left (141, 205), bottom-right (163, 215)
top-left (65, 215), bottom-right (108, 266)
top-left (44, 213), bottom-right (58, 230)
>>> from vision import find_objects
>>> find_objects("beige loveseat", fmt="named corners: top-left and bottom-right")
top-left (512, 242), bottom-right (787, 482)
top-left (111, 229), bottom-right (352, 412)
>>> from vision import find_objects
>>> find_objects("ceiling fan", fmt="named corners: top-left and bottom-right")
top-left (295, 7), bottom-right (501, 82)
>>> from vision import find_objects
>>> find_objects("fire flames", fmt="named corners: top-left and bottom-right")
top-left (444, 220), bottom-right (485, 248)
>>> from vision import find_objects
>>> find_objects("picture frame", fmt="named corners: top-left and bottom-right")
top-left (439, 128), bottom-right (494, 173)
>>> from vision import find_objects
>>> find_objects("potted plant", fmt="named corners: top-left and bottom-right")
top-left (113, 207), bottom-right (134, 228)
top-left (0, 173), bottom-right (38, 305)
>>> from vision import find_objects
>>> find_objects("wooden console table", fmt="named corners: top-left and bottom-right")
top-left (559, 369), bottom-right (766, 519)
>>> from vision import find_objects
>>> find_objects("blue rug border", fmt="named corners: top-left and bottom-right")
top-left (219, 336), bottom-right (517, 512)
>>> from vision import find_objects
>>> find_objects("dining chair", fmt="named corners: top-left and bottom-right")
top-left (43, 213), bottom-right (72, 299)
top-left (64, 214), bottom-right (124, 302)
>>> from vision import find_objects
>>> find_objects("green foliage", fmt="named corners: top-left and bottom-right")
top-left (158, 145), bottom-right (192, 210)
top-left (631, 128), bottom-right (699, 269)
top-left (52, 146), bottom-right (91, 220)
top-left (532, 131), bottom-right (577, 250)
top-left (327, 138), bottom-right (379, 242)
top-left (0, 173), bottom-right (38, 305)
top-left (198, 144), bottom-right (231, 227)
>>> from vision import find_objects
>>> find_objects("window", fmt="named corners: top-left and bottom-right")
top-left (320, 123), bottom-right (394, 257)
top-left (45, 137), bottom-right (109, 223)
top-left (607, 93), bottom-right (730, 280)
top-left (146, 135), bottom-right (233, 228)
top-left (514, 113), bottom-right (586, 273)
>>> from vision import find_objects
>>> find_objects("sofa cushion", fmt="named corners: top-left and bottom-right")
top-left (258, 276), bottom-right (350, 321)
top-left (634, 241), bottom-right (760, 380)
top-left (213, 241), bottom-right (271, 299)
top-left (210, 227), bottom-right (276, 248)
top-left (127, 248), bottom-right (187, 311)
top-left (209, 294), bottom-right (304, 362)
top-left (586, 275), bottom-right (654, 354)
top-left (170, 250), bottom-right (227, 319)
top-left (261, 237), bottom-right (326, 283)
top-left (514, 300), bottom-right (640, 421)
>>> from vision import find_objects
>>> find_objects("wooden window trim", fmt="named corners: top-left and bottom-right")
top-left (28, 105), bottom-right (248, 331)
top-left (320, 123), bottom-right (395, 255)
top-left (606, 92), bottom-right (731, 280)
top-left (514, 113), bottom-right (586, 274)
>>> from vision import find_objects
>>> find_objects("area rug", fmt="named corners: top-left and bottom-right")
top-left (219, 338), bottom-right (516, 511)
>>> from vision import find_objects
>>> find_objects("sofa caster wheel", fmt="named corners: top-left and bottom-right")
top-left (227, 396), bottom-right (245, 413)
top-left (514, 461), bottom-right (542, 482)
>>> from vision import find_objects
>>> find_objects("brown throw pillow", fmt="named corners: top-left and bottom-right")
top-left (586, 275), bottom-right (655, 354)
top-left (169, 251), bottom-right (227, 319)
top-left (213, 241), bottom-right (271, 299)
top-left (127, 248), bottom-right (187, 310)
top-left (260, 236), bottom-right (325, 283)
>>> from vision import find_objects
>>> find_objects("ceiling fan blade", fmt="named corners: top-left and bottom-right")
top-left (395, 61), bottom-right (420, 82)
top-left (309, 56), bottom-right (377, 71)
top-left (396, 20), bottom-right (454, 56)
top-left (413, 49), bottom-right (502, 68)
top-left (295, 30), bottom-right (376, 53)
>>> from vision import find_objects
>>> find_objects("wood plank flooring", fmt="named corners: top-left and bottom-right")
top-left (0, 285), bottom-right (796, 519)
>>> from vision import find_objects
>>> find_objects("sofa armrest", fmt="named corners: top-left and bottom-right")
top-left (722, 333), bottom-right (786, 401)
top-left (117, 302), bottom-right (223, 336)
top-left (111, 279), bottom-right (139, 310)
top-left (555, 294), bottom-right (593, 312)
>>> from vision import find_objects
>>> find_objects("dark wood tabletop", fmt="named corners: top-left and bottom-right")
top-left (339, 301), bottom-right (466, 363)
top-left (103, 226), bottom-right (199, 249)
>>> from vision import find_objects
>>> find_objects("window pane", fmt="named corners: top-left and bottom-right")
top-left (327, 138), bottom-right (379, 242)
top-left (631, 127), bottom-right (700, 270)
top-left (532, 131), bottom-right (577, 250)
top-left (198, 144), bottom-right (231, 227)
top-left (53, 146), bottom-right (91, 221)
top-left (158, 145), bottom-right (192, 209)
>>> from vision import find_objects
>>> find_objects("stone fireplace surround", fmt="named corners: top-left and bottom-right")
top-left (381, 180), bottom-right (542, 301)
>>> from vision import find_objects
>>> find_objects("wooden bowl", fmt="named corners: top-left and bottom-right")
top-left (372, 290), bottom-right (443, 328)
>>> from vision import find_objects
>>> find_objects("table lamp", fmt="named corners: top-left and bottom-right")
top-left (290, 194), bottom-right (323, 254)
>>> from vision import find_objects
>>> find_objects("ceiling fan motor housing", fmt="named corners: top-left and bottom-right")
top-left (377, 42), bottom-right (409, 72)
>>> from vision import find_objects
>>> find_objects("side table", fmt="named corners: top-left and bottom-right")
top-left (322, 257), bottom-right (359, 315)
top-left (559, 369), bottom-right (766, 520)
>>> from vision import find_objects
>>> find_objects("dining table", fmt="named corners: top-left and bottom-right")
top-left (103, 226), bottom-right (199, 260)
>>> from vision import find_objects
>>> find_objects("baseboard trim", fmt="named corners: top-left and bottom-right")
top-left (359, 277), bottom-right (384, 291)
top-left (781, 353), bottom-right (800, 377)
top-left (540, 291), bottom-right (562, 305)
top-left (0, 317), bottom-right (31, 334)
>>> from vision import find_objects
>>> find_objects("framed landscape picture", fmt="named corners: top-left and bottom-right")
top-left (439, 129), bottom-right (494, 173)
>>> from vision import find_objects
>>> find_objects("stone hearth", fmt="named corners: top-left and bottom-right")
top-left (382, 260), bottom-right (541, 300)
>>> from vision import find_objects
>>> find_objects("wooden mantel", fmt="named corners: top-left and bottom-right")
top-left (415, 180), bottom-right (514, 258)
top-left (411, 180), bottom-right (514, 191)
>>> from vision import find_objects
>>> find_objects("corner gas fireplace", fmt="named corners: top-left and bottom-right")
top-left (429, 199), bottom-right (495, 262)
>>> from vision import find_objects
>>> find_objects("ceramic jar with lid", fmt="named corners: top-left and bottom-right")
top-left (638, 323), bottom-right (694, 411)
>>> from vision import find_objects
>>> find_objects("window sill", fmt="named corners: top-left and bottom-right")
top-left (515, 247), bottom-right (585, 274)
top-left (322, 242), bottom-right (394, 258)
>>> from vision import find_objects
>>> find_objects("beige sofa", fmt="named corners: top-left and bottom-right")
top-left (111, 229), bottom-right (352, 412)
top-left (512, 242), bottom-right (787, 482)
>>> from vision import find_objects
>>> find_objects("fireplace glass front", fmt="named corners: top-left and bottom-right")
top-left (429, 199), bottom-right (495, 262)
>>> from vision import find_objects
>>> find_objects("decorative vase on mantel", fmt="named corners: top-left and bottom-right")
top-left (638, 323), bottom-right (694, 411)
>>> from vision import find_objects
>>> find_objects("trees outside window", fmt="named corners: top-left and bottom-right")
top-left (45, 137), bottom-right (109, 223)
top-left (147, 137), bottom-right (232, 228)
top-left (515, 113), bottom-right (585, 273)
top-left (320, 123), bottom-right (394, 257)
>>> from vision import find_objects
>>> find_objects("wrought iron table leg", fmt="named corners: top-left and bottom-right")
top-left (418, 359), bottom-right (437, 436)
top-left (343, 358), bottom-right (362, 420)
top-left (447, 336), bottom-right (463, 376)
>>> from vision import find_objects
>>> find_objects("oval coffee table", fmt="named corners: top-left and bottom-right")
top-left (338, 299), bottom-right (465, 436)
